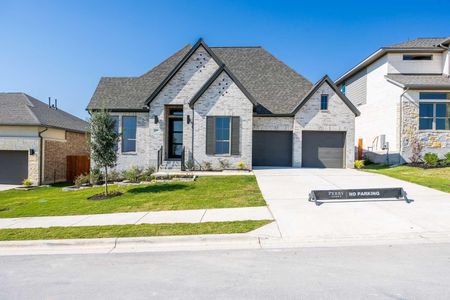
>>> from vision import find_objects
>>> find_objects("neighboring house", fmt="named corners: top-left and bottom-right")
top-left (0, 93), bottom-right (89, 185)
top-left (87, 39), bottom-right (359, 171)
top-left (336, 37), bottom-right (450, 164)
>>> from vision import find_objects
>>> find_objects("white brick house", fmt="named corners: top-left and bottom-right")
top-left (336, 37), bottom-right (450, 164)
top-left (88, 39), bottom-right (359, 171)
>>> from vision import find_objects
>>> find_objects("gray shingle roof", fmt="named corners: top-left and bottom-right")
top-left (386, 37), bottom-right (447, 49)
top-left (0, 93), bottom-right (88, 132)
top-left (211, 47), bottom-right (312, 114)
top-left (385, 74), bottom-right (450, 89)
top-left (88, 44), bottom-right (313, 115)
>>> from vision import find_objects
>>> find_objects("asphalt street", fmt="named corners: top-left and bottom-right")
top-left (1, 243), bottom-right (450, 299)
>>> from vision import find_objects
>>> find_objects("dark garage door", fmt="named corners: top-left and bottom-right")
top-left (302, 131), bottom-right (345, 168)
top-left (253, 131), bottom-right (292, 166)
top-left (0, 151), bottom-right (28, 184)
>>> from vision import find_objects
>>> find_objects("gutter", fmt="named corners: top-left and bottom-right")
top-left (38, 127), bottom-right (49, 185)
top-left (398, 88), bottom-right (410, 163)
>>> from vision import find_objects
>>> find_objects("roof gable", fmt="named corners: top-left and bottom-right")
top-left (292, 75), bottom-right (360, 116)
top-left (189, 64), bottom-right (257, 108)
top-left (144, 39), bottom-right (224, 106)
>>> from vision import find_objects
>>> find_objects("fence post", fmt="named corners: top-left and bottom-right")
top-left (358, 138), bottom-right (363, 160)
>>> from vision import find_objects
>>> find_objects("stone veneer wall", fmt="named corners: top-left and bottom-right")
top-left (401, 98), bottom-right (450, 162)
top-left (293, 81), bottom-right (356, 168)
top-left (44, 131), bottom-right (90, 183)
top-left (148, 46), bottom-right (220, 167)
top-left (193, 71), bottom-right (253, 170)
top-left (0, 136), bottom-right (40, 184)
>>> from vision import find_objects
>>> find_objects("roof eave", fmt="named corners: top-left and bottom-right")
top-left (336, 47), bottom-right (445, 85)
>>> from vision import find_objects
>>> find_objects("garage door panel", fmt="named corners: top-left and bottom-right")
top-left (0, 151), bottom-right (28, 184)
top-left (302, 131), bottom-right (345, 168)
top-left (253, 131), bottom-right (292, 166)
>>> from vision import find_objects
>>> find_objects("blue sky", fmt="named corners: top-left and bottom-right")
top-left (1, 0), bottom-right (449, 119)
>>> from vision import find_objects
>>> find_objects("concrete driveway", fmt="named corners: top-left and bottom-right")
top-left (254, 168), bottom-right (450, 242)
top-left (0, 184), bottom-right (18, 191)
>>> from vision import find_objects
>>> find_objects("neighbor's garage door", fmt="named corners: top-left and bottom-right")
top-left (302, 131), bottom-right (345, 168)
top-left (253, 131), bottom-right (292, 166)
top-left (0, 151), bottom-right (28, 184)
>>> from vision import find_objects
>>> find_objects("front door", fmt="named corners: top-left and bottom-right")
top-left (168, 117), bottom-right (183, 159)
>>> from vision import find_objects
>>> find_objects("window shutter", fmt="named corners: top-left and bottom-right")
top-left (206, 116), bottom-right (215, 155)
top-left (231, 116), bottom-right (240, 155)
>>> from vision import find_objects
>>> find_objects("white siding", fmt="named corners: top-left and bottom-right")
top-left (345, 68), bottom-right (367, 106)
top-left (387, 53), bottom-right (443, 74)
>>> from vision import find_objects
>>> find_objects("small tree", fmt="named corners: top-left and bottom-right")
top-left (88, 110), bottom-right (119, 195)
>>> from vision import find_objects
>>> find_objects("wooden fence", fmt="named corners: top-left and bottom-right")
top-left (66, 155), bottom-right (90, 183)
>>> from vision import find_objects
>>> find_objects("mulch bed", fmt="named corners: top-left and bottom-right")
top-left (406, 162), bottom-right (450, 169)
top-left (87, 191), bottom-right (123, 201)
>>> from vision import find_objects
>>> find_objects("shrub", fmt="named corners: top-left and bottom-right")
top-left (74, 174), bottom-right (90, 188)
top-left (185, 159), bottom-right (195, 171)
top-left (90, 168), bottom-right (103, 185)
top-left (423, 152), bottom-right (439, 166)
top-left (108, 170), bottom-right (122, 182)
top-left (219, 159), bottom-right (230, 170)
top-left (22, 178), bottom-right (32, 187)
top-left (444, 152), bottom-right (450, 165)
top-left (363, 156), bottom-right (373, 165)
top-left (201, 161), bottom-right (212, 171)
top-left (122, 166), bottom-right (142, 182)
top-left (236, 161), bottom-right (247, 170)
top-left (354, 160), bottom-right (365, 169)
top-left (140, 167), bottom-right (155, 181)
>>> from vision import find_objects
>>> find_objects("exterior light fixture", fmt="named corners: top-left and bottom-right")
top-left (154, 115), bottom-right (159, 124)
top-left (187, 115), bottom-right (191, 124)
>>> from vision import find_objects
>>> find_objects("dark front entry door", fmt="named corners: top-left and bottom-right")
top-left (168, 118), bottom-right (183, 159)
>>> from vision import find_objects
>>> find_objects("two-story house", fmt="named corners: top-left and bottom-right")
top-left (87, 39), bottom-right (360, 171)
top-left (336, 37), bottom-right (450, 164)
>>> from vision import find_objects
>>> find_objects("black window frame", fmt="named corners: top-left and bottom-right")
top-left (320, 94), bottom-right (329, 111)
top-left (121, 116), bottom-right (137, 153)
top-left (111, 116), bottom-right (120, 152)
top-left (418, 93), bottom-right (450, 131)
top-left (403, 54), bottom-right (433, 61)
top-left (214, 116), bottom-right (231, 155)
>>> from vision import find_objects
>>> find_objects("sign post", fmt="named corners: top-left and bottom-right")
top-left (309, 187), bottom-right (410, 206)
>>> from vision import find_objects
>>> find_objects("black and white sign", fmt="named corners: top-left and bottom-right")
top-left (309, 187), bottom-right (410, 205)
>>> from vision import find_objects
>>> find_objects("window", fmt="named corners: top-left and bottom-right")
top-left (122, 116), bottom-right (137, 152)
top-left (215, 117), bottom-right (231, 154)
top-left (403, 54), bottom-right (433, 61)
top-left (320, 95), bottom-right (328, 110)
top-left (419, 93), bottom-right (450, 130)
top-left (111, 116), bottom-right (119, 151)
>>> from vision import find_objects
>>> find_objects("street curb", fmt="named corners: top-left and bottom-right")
top-left (1, 231), bottom-right (450, 256)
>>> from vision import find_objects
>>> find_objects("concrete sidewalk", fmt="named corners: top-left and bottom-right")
top-left (0, 206), bottom-right (272, 229)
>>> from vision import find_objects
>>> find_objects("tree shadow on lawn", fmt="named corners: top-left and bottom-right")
top-left (128, 183), bottom-right (192, 194)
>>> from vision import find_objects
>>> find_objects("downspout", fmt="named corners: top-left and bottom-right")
top-left (439, 43), bottom-right (449, 77)
top-left (399, 88), bottom-right (409, 164)
top-left (191, 108), bottom-right (195, 167)
top-left (38, 127), bottom-right (49, 185)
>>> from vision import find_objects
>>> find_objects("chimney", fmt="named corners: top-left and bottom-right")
top-left (55, 99), bottom-right (58, 110)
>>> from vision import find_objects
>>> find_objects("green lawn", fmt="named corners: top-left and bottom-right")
top-left (363, 165), bottom-right (450, 193)
top-left (0, 220), bottom-right (272, 241)
top-left (0, 176), bottom-right (266, 218)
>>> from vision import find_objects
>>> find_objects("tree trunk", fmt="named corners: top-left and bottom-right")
top-left (104, 166), bottom-right (108, 195)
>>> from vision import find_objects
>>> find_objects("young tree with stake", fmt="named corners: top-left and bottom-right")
top-left (88, 110), bottom-right (119, 195)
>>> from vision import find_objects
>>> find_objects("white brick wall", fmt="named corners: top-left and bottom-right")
top-left (293, 81), bottom-right (356, 168)
top-left (193, 71), bottom-right (253, 170)
top-left (148, 46), bottom-right (220, 165)
top-left (253, 117), bottom-right (293, 131)
top-left (109, 112), bottom-right (150, 172)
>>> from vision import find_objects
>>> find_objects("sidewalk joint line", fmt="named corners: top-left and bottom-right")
top-left (199, 209), bottom-right (207, 223)
top-left (134, 212), bottom-right (150, 225)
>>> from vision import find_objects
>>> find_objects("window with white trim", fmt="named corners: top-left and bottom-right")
top-left (419, 92), bottom-right (450, 130)
top-left (215, 117), bottom-right (231, 155)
